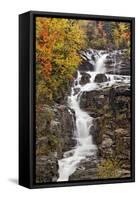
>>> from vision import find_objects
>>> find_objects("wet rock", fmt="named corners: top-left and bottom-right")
top-left (80, 89), bottom-right (110, 116)
top-left (94, 74), bottom-right (108, 83)
top-left (78, 61), bottom-right (94, 71)
top-left (59, 105), bottom-right (77, 152)
top-left (69, 155), bottom-right (98, 181)
top-left (80, 72), bottom-right (91, 85)
top-left (73, 87), bottom-right (80, 95)
top-left (104, 58), bottom-right (114, 65)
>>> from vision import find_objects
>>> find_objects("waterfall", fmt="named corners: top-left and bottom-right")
top-left (95, 52), bottom-right (107, 73)
top-left (57, 72), bottom-right (97, 182)
top-left (57, 49), bottom-right (130, 182)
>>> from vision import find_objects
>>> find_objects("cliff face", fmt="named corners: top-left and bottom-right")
top-left (36, 104), bottom-right (75, 183)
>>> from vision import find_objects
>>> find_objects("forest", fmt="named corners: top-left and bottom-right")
top-left (35, 17), bottom-right (131, 183)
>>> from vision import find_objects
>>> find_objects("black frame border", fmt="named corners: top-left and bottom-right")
top-left (20, 11), bottom-right (135, 189)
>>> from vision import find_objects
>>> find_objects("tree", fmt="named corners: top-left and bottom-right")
top-left (36, 17), bottom-right (86, 104)
top-left (111, 22), bottom-right (130, 51)
top-left (85, 20), bottom-right (130, 51)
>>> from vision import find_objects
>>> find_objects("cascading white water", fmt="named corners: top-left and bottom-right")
top-left (57, 71), bottom-right (97, 181)
top-left (57, 50), bottom-right (130, 182)
top-left (95, 52), bottom-right (107, 73)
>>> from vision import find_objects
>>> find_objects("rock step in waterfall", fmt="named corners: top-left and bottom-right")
top-left (79, 48), bottom-right (130, 75)
top-left (57, 49), bottom-right (130, 182)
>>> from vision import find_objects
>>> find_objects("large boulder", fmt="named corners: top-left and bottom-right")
top-left (80, 72), bottom-right (91, 85)
top-left (94, 73), bottom-right (108, 83)
top-left (69, 154), bottom-right (98, 181)
top-left (78, 61), bottom-right (94, 71)
top-left (80, 89), bottom-right (110, 116)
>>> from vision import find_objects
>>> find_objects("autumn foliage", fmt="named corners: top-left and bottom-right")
top-left (85, 21), bottom-right (131, 51)
top-left (36, 17), bottom-right (85, 104)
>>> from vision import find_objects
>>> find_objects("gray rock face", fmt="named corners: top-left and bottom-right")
top-left (36, 104), bottom-right (75, 183)
top-left (36, 155), bottom-right (58, 183)
top-left (104, 50), bottom-right (130, 75)
top-left (94, 74), bottom-right (108, 83)
top-left (80, 72), bottom-right (91, 85)
top-left (78, 82), bottom-right (131, 178)
top-left (69, 154), bottom-right (98, 181)
top-left (78, 61), bottom-right (94, 71)
top-left (80, 89), bottom-right (110, 115)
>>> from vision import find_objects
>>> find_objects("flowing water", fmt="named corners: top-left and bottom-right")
top-left (57, 49), bottom-right (130, 182)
